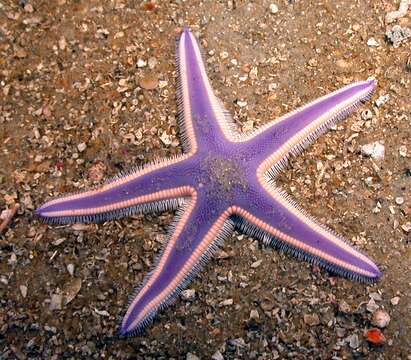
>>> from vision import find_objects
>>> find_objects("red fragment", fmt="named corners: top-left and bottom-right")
top-left (144, 1), bottom-right (156, 10)
top-left (121, 147), bottom-right (129, 157)
top-left (56, 160), bottom-right (64, 170)
top-left (364, 328), bottom-right (386, 344)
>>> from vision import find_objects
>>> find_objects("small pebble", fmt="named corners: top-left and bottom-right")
top-left (228, 338), bottom-right (246, 348)
top-left (137, 59), bottom-right (147, 68)
top-left (395, 197), bottom-right (404, 205)
top-left (236, 100), bottom-right (247, 108)
top-left (268, 83), bottom-right (278, 91)
top-left (77, 142), bottom-right (87, 152)
top-left (352, 24), bottom-right (361, 31)
top-left (249, 66), bottom-right (258, 79)
top-left (24, 3), bottom-right (34, 12)
top-left (369, 292), bottom-right (382, 301)
top-left (158, 80), bottom-right (168, 88)
top-left (88, 161), bottom-right (106, 183)
top-left (211, 351), bottom-right (224, 360)
top-left (58, 36), bottom-right (67, 50)
top-left (49, 294), bottom-right (62, 311)
top-left (160, 131), bottom-right (172, 145)
top-left (401, 222), bottom-right (411, 232)
top-left (269, 4), bottom-right (279, 14)
top-left (364, 177), bottom-right (373, 186)
top-left (366, 298), bottom-right (379, 313)
top-left (375, 94), bottom-right (389, 107)
top-left (15, 47), bottom-right (28, 59)
top-left (67, 263), bottom-right (75, 276)
top-left (114, 31), bottom-right (124, 39)
top-left (348, 333), bottom-right (360, 349)
top-left (371, 309), bottom-right (391, 328)
top-left (385, 0), bottom-right (409, 23)
top-left (148, 57), bottom-right (157, 69)
top-left (336, 327), bottom-right (346, 338)
top-left (249, 309), bottom-right (259, 320)
top-left (308, 58), bottom-right (318, 67)
top-left (338, 300), bottom-right (351, 313)
top-left (52, 237), bottom-right (66, 246)
top-left (406, 56), bottom-right (411, 72)
top-left (119, 78), bottom-right (127, 87)
top-left (399, 145), bottom-right (407, 157)
top-left (215, 249), bottom-right (230, 259)
top-left (336, 59), bottom-right (351, 71)
top-left (303, 313), bottom-right (320, 326)
top-left (242, 120), bottom-right (254, 132)
top-left (186, 353), bottom-right (200, 360)
top-left (220, 51), bottom-right (229, 59)
top-left (386, 25), bottom-right (411, 48)
top-left (63, 278), bottom-right (82, 305)
top-left (8, 252), bottom-right (17, 265)
top-left (367, 37), bottom-right (379, 46)
top-left (181, 289), bottom-right (196, 301)
top-left (71, 223), bottom-right (90, 231)
top-left (361, 109), bottom-right (373, 120)
top-left (250, 259), bottom-right (262, 268)
top-left (20, 285), bottom-right (28, 298)
top-left (94, 308), bottom-right (110, 317)
top-left (34, 154), bottom-right (44, 162)
top-left (390, 296), bottom-right (400, 306)
top-left (220, 298), bottom-right (233, 306)
top-left (361, 141), bottom-right (385, 161)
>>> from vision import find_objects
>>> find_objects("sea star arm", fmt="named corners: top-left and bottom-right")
top-left (35, 156), bottom-right (194, 224)
top-left (176, 27), bottom-right (238, 150)
top-left (120, 196), bottom-right (234, 336)
top-left (244, 79), bottom-right (376, 175)
top-left (234, 184), bottom-right (381, 282)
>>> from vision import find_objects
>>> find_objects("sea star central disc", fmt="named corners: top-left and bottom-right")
top-left (198, 153), bottom-right (248, 199)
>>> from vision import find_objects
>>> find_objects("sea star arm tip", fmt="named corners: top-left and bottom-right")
top-left (176, 27), bottom-right (237, 150)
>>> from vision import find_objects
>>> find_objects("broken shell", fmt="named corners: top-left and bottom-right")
top-left (139, 74), bottom-right (158, 90)
top-left (371, 309), bottom-right (391, 328)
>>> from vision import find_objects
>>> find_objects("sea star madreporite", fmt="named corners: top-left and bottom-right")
top-left (36, 27), bottom-right (381, 337)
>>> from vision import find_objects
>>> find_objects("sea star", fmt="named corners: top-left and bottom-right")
top-left (36, 27), bottom-right (381, 336)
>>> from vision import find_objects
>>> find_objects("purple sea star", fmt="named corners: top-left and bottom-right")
top-left (36, 27), bottom-right (381, 336)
